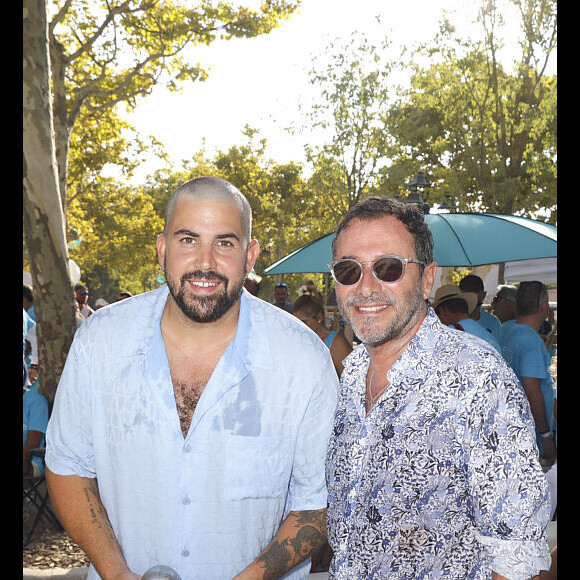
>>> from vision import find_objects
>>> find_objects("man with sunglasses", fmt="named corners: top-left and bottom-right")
top-left (325, 196), bottom-right (550, 579)
top-left (74, 282), bottom-right (94, 319)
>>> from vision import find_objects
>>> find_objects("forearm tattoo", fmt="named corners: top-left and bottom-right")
top-left (83, 479), bottom-right (117, 544)
top-left (257, 509), bottom-right (327, 580)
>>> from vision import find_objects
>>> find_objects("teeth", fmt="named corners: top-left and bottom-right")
top-left (190, 281), bottom-right (218, 287)
top-left (358, 305), bottom-right (387, 312)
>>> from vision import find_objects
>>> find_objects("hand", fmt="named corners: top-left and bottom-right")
top-left (540, 436), bottom-right (556, 463)
top-left (111, 573), bottom-right (141, 580)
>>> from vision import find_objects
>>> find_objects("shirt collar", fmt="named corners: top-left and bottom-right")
top-left (232, 289), bottom-right (275, 370)
top-left (387, 308), bottom-right (441, 384)
top-left (139, 285), bottom-right (274, 370)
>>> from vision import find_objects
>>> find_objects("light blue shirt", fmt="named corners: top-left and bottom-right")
top-left (47, 286), bottom-right (338, 579)
top-left (23, 388), bottom-right (49, 475)
top-left (475, 308), bottom-right (502, 343)
top-left (454, 317), bottom-right (502, 353)
top-left (500, 322), bottom-right (555, 450)
top-left (23, 308), bottom-right (33, 354)
top-left (324, 329), bottom-right (337, 349)
top-left (500, 318), bottom-right (516, 343)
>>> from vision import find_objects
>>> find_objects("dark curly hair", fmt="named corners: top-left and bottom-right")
top-left (331, 196), bottom-right (434, 266)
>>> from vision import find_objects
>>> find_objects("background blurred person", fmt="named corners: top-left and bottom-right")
top-left (293, 294), bottom-right (352, 376)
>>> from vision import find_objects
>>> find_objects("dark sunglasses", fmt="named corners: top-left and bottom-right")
top-left (328, 255), bottom-right (424, 286)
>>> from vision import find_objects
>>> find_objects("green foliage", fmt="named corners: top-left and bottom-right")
top-left (304, 32), bottom-right (397, 218)
top-left (67, 177), bottom-right (164, 296)
top-left (384, 0), bottom-right (556, 218)
top-left (47, 0), bottom-right (299, 211)
top-left (137, 126), bottom-right (329, 290)
top-left (57, 0), bottom-right (557, 299)
top-left (40, 0), bottom-right (302, 297)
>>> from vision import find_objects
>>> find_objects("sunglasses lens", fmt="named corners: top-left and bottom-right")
top-left (373, 257), bottom-right (404, 282)
top-left (333, 260), bottom-right (362, 285)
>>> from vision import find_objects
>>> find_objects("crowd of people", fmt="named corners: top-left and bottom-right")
top-left (23, 177), bottom-right (556, 579)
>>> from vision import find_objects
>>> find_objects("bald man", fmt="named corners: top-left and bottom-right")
top-left (46, 177), bottom-right (338, 580)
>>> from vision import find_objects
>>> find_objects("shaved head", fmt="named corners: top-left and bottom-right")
top-left (164, 176), bottom-right (252, 243)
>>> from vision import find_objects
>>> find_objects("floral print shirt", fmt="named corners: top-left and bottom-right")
top-left (326, 309), bottom-right (551, 580)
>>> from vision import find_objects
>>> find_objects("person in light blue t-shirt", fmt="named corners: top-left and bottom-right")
top-left (500, 281), bottom-right (556, 463)
top-left (433, 285), bottom-right (502, 354)
top-left (23, 362), bottom-right (49, 477)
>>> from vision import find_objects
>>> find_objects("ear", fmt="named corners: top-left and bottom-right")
top-left (156, 234), bottom-right (166, 269)
top-left (422, 262), bottom-right (438, 300)
top-left (245, 239), bottom-right (261, 275)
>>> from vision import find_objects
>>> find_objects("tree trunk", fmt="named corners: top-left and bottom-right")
top-left (23, 0), bottom-right (77, 402)
top-left (49, 34), bottom-right (71, 217)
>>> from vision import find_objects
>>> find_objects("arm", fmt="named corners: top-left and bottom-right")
top-left (493, 574), bottom-right (539, 580)
top-left (520, 376), bottom-right (556, 460)
top-left (234, 508), bottom-right (327, 580)
top-left (45, 468), bottom-right (140, 580)
top-left (330, 334), bottom-right (353, 376)
top-left (462, 360), bottom-right (551, 579)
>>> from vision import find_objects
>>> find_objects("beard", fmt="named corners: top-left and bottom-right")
top-left (338, 282), bottom-right (426, 347)
top-left (165, 267), bottom-right (245, 323)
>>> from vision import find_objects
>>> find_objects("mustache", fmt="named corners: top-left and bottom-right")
top-left (344, 294), bottom-right (394, 308)
top-left (182, 270), bottom-right (228, 284)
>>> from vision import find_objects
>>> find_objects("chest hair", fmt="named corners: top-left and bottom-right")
top-left (168, 354), bottom-right (221, 438)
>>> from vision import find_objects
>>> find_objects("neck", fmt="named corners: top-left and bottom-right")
top-left (451, 312), bottom-right (469, 324)
top-left (516, 313), bottom-right (542, 332)
top-left (365, 310), bottom-right (426, 378)
top-left (315, 324), bottom-right (331, 341)
top-left (498, 313), bottom-right (514, 323)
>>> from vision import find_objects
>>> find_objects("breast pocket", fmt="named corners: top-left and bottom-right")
top-left (224, 435), bottom-right (291, 500)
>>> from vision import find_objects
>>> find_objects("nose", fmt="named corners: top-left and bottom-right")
top-left (195, 242), bottom-right (218, 272)
top-left (358, 263), bottom-right (382, 297)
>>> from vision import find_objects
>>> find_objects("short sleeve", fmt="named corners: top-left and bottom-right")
top-left (45, 336), bottom-right (96, 478)
top-left (286, 360), bottom-right (338, 512)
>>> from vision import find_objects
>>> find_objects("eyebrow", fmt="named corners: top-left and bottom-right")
top-left (173, 228), bottom-right (241, 243)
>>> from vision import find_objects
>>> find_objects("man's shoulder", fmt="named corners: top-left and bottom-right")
top-left (246, 293), bottom-right (331, 358)
top-left (479, 308), bottom-right (501, 327)
top-left (23, 388), bottom-right (48, 410)
top-left (462, 317), bottom-right (495, 337)
top-left (501, 322), bottom-right (539, 345)
top-left (75, 286), bottom-right (167, 342)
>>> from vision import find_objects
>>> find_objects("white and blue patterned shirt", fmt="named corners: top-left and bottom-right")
top-left (47, 286), bottom-right (338, 579)
top-left (326, 309), bottom-right (550, 580)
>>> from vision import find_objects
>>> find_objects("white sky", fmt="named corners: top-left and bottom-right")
top-left (116, 0), bottom-right (554, 183)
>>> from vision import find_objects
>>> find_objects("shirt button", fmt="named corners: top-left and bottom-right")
top-left (181, 549), bottom-right (190, 557)
top-left (183, 445), bottom-right (191, 453)
top-left (182, 495), bottom-right (191, 505)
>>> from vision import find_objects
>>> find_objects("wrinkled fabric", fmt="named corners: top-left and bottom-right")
top-left (326, 309), bottom-right (551, 580)
top-left (47, 286), bottom-right (338, 579)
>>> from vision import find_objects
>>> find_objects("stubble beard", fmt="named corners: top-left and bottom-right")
top-left (338, 283), bottom-right (426, 347)
top-left (165, 266), bottom-right (245, 323)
